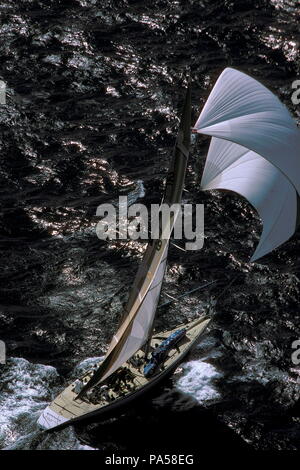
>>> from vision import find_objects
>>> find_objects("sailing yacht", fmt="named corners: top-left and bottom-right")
top-left (38, 68), bottom-right (300, 431)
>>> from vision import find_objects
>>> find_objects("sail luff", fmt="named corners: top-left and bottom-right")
top-left (79, 242), bottom-right (169, 394)
top-left (106, 82), bottom-right (191, 347)
top-left (79, 84), bottom-right (191, 395)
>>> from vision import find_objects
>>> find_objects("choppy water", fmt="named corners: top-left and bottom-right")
top-left (0, 0), bottom-right (300, 452)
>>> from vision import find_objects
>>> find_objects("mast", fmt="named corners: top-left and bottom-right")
top-left (78, 83), bottom-right (191, 397)
top-left (144, 84), bottom-right (192, 357)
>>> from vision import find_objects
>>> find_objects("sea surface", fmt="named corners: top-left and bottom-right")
top-left (0, 0), bottom-right (299, 452)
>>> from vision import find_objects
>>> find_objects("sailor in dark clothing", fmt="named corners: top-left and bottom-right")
top-left (115, 367), bottom-right (128, 386)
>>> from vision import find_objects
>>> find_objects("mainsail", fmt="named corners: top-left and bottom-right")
top-left (79, 85), bottom-right (191, 395)
top-left (193, 67), bottom-right (300, 261)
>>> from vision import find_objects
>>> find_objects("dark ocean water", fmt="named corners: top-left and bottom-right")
top-left (0, 0), bottom-right (300, 452)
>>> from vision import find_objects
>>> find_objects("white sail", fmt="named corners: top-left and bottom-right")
top-left (100, 242), bottom-right (169, 382)
top-left (194, 67), bottom-right (300, 194)
top-left (78, 229), bottom-right (172, 394)
top-left (194, 67), bottom-right (300, 261)
top-left (201, 138), bottom-right (298, 261)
